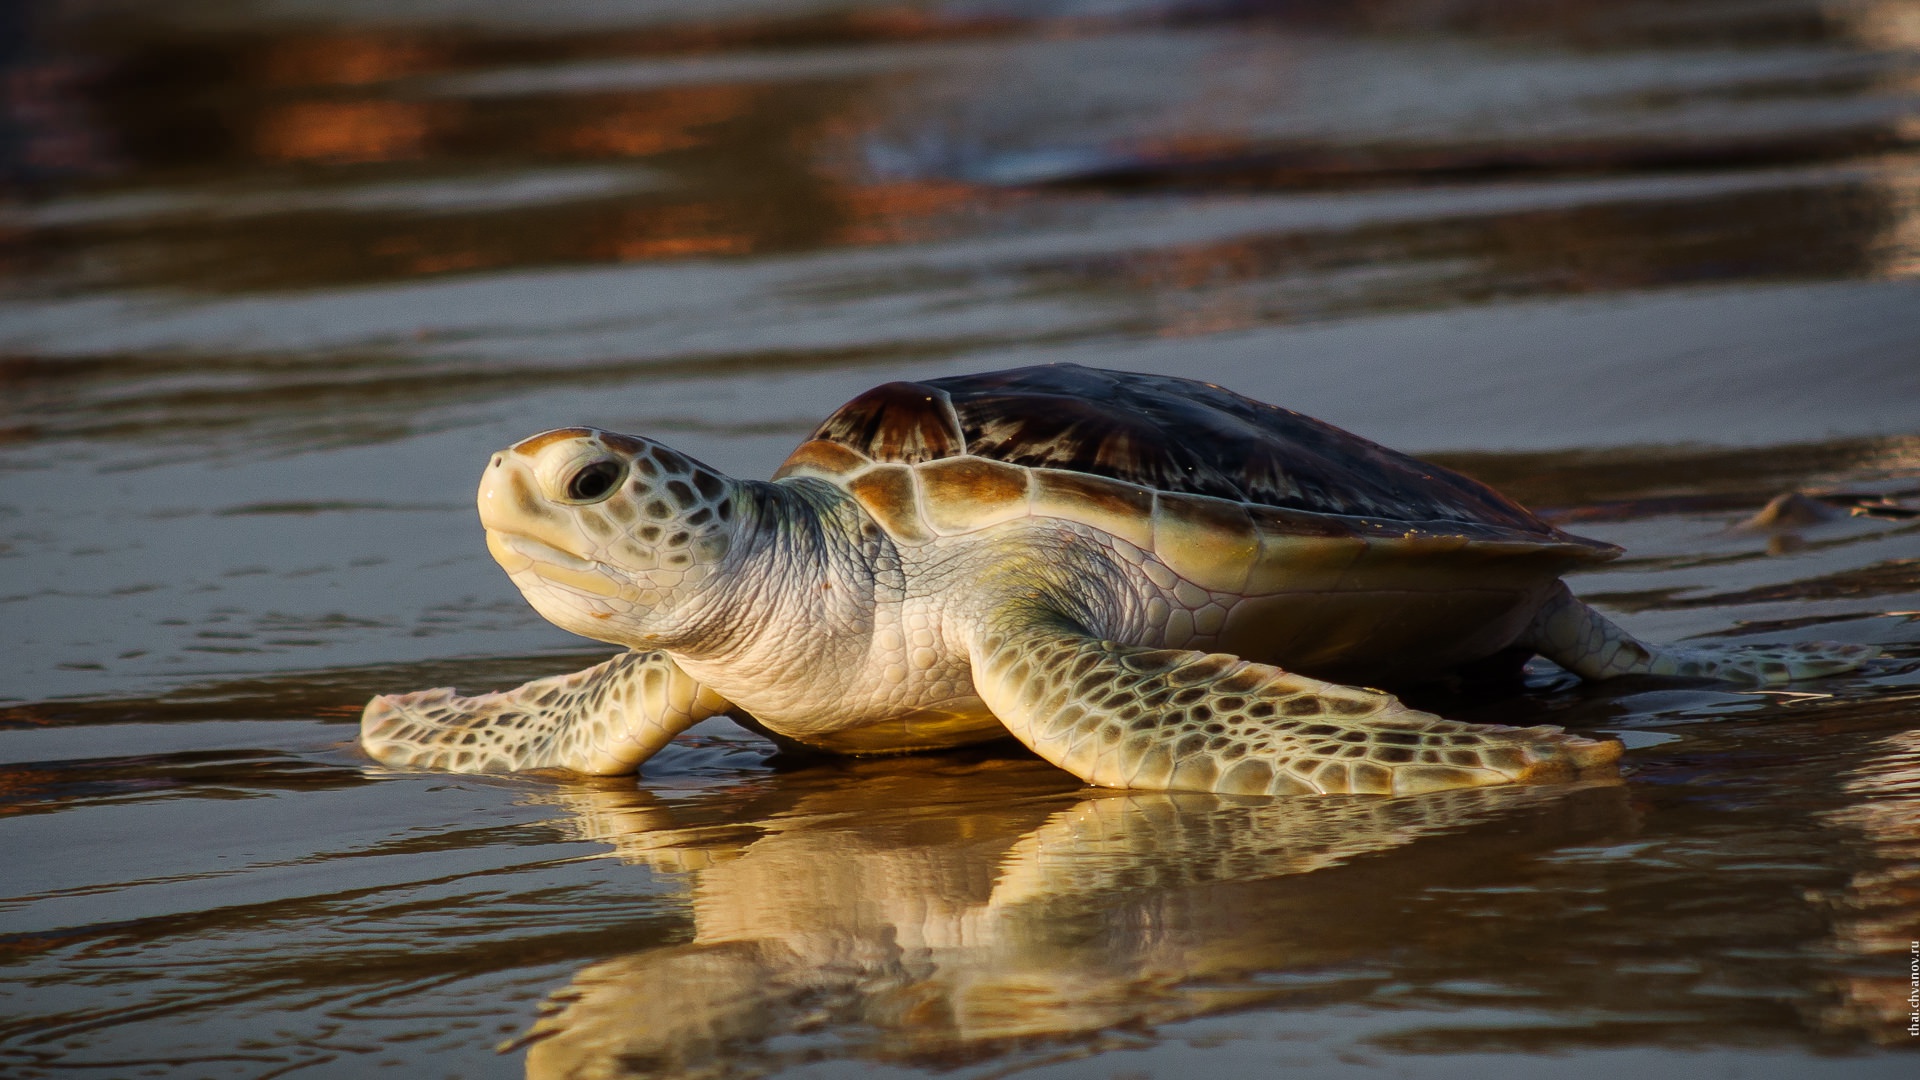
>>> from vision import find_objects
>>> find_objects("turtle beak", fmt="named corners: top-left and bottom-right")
top-left (477, 445), bottom-right (620, 598)
top-left (477, 450), bottom-right (555, 536)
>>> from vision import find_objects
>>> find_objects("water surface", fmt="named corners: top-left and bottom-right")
top-left (3, 1), bottom-right (1919, 1076)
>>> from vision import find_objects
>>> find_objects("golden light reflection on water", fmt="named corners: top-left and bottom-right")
top-left (552, 85), bottom-right (755, 159)
top-left (8, 0), bottom-right (1916, 300)
top-left (1869, 157), bottom-right (1920, 277)
top-left (603, 201), bottom-right (757, 261)
top-left (256, 99), bottom-right (440, 164)
top-left (1815, 724), bottom-right (1920, 1043)
top-left (1840, 0), bottom-right (1920, 51)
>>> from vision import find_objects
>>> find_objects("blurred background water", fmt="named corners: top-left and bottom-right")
top-left (2, 1), bottom-right (1919, 1077)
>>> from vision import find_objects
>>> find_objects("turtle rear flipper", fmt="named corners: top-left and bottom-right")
top-left (1525, 583), bottom-right (1879, 684)
top-left (970, 616), bottom-right (1621, 796)
top-left (361, 650), bottom-right (728, 774)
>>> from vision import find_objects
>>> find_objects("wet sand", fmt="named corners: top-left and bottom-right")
top-left (2, 1), bottom-right (1918, 1077)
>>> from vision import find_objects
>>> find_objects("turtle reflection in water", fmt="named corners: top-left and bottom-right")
top-left (361, 364), bottom-right (1875, 794)
top-left (512, 769), bottom-right (1630, 1078)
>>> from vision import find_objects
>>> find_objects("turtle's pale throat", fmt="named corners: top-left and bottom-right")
top-left (489, 530), bottom-right (597, 573)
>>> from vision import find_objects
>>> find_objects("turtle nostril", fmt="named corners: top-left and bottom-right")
top-left (565, 460), bottom-right (624, 502)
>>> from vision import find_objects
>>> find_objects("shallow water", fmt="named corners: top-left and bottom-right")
top-left (3, 1), bottom-right (1919, 1076)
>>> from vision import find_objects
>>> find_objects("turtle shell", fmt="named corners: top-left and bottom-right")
top-left (774, 364), bottom-right (1618, 601)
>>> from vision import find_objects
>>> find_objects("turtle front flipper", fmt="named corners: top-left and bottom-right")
top-left (361, 651), bottom-right (729, 775)
top-left (969, 618), bottom-right (1621, 796)
top-left (1525, 583), bottom-right (1879, 684)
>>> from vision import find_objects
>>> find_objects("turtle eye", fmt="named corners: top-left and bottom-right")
top-left (564, 459), bottom-right (624, 503)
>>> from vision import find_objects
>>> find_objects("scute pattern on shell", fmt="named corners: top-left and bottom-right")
top-left (799, 363), bottom-right (1568, 535)
top-left (808, 380), bottom-right (966, 464)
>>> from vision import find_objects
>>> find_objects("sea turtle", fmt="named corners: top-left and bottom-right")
top-left (361, 364), bottom-right (1876, 795)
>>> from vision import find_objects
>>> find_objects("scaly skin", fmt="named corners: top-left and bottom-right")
top-left (969, 610), bottom-right (1619, 796)
top-left (363, 650), bottom-right (726, 774)
top-left (1525, 582), bottom-right (1879, 683)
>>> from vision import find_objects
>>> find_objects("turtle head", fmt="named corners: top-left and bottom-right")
top-left (478, 427), bottom-right (740, 648)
